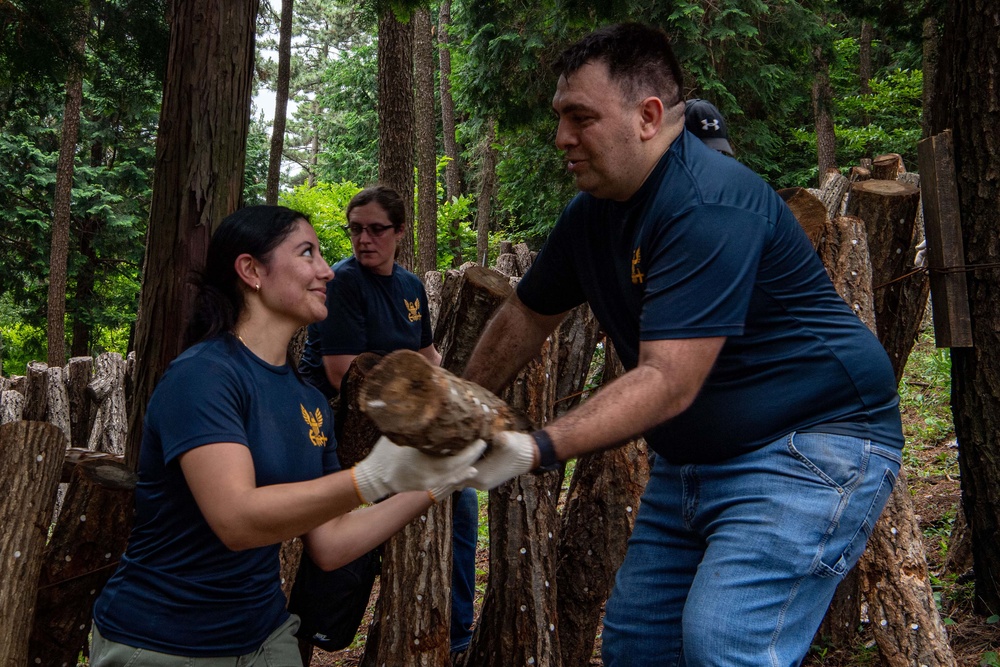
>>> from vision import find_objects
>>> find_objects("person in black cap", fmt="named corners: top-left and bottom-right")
top-left (685, 98), bottom-right (734, 156)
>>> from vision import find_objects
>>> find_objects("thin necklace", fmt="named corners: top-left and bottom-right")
top-left (233, 331), bottom-right (247, 346)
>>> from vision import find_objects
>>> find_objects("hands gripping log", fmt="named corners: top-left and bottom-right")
top-left (356, 349), bottom-right (539, 493)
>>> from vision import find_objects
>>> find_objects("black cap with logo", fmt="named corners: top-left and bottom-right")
top-left (684, 98), bottom-right (734, 156)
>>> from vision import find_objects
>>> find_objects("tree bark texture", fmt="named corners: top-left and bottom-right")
top-left (47, 2), bottom-right (89, 368)
top-left (28, 458), bottom-right (136, 667)
top-left (778, 187), bottom-right (827, 247)
top-left (817, 172), bottom-right (851, 219)
top-left (23, 361), bottom-right (49, 422)
top-left (66, 356), bottom-right (94, 450)
top-left (360, 350), bottom-right (524, 455)
top-left (858, 471), bottom-right (957, 667)
top-left (934, 0), bottom-right (1000, 615)
top-left (817, 216), bottom-right (877, 331)
top-left (871, 153), bottom-right (905, 180)
top-left (552, 305), bottom-right (601, 419)
top-left (463, 339), bottom-right (562, 667)
top-left (377, 6), bottom-right (415, 271)
top-left (361, 499), bottom-right (452, 667)
top-left (434, 266), bottom-right (512, 375)
top-left (414, 6), bottom-right (438, 277)
top-left (335, 352), bottom-right (387, 469)
top-left (424, 270), bottom-right (444, 331)
top-left (556, 344), bottom-right (650, 667)
top-left (846, 179), bottom-right (922, 379)
top-left (921, 17), bottom-right (940, 140)
top-left (859, 21), bottom-right (873, 98)
top-left (812, 47), bottom-right (837, 185)
top-left (0, 390), bottom-right (24, 424)
top-left (0, 421), bottom-right (65, 666)
top-left (88, 352), bottom-right (127, 454)
top-left (126, 0), bottom-right (260, 470)
top-left (437, 0), bottom-right (462, 266)
top-left (475, 121), bottom-right (498, 266)
top-left (265, 0), bottom-right (293, 206)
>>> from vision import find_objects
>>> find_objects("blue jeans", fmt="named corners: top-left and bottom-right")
top-left (602, 432), bottom-right (901, 667)
top-left (451, 487), bottom-right (478, 652)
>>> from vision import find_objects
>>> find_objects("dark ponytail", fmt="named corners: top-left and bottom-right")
top-left (184, 205), bottom-right (309, 348)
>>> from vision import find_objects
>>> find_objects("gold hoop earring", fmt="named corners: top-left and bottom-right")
top-left (254, 283), bottom-right (260, 293)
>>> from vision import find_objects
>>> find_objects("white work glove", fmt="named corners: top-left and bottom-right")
top-left (351, 436), bottom-right (486, 504)
top-left (467, 431), bottom-right (538, 491)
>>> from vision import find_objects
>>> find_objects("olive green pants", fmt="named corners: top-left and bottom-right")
top-left (89, 614), bottom-right (302, 667)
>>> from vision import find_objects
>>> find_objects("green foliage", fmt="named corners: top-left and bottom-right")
top-left (0, 293), bottom-right (46, 376)
top-left (243, 106), bottom-right (271, 206)
top-left (279, 180), bottom-right (361, 265)
top-left (982, 651), bottom-right (1000, 667)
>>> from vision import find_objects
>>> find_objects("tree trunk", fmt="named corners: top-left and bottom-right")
top-left (463, 338), bottom-right (562, 667)
top-left (859, 21), bottom-right (873, 98)
top-left (414, 6), bottom-right (437, 277)
top-left (858, 471), bottom-right (957, 667)
top-left (47, 2), bottom-right (89, 368)
top-left (552, 305), bottom-right (601, 418)
top-left (0, 422), bottom-right (65, 666)
top-left (265, 0), bottom-right (293, 206)
top-left (846, 179), bottom-right (922, 377)
top-left (377, 6), bottom-right (415, 271)
top-left (871, 153), bottom-right (905, 180)
top-left (921, 17), bottom-right (940, 140)
top-left (28, 457), bottom-right (136, 666)
top-left (125, 0), bottom-right (260, 470)
top-left (438, 0), bottom-right (462, 267)
top-left (475, 120), bottom-right (498, 265)
top-left (556, 344), bottom-right (650, 667)
top-left (934, 0), bottom-right (1000, 615)
top-left (88, 352), bottom-right (127, 455)
top-left (812, 47), bottom-right (837, 186)
top-left (818, 216), bottom-right (876, 331)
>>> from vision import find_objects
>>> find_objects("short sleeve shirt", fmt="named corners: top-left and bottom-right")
top-left (300, 257), bottom-right (433, 398)
top-left (93, 335), bottom-right (338, 656)
top-left (517, 130), bottom-right (903, 463)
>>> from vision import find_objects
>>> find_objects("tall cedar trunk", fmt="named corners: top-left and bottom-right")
top-left (437, 0), bottom-right (462, 266)
top-left (265, 0), bottom-right (293, 205)
top-left (921, 18), bottom-right (939, 140)
top-left (812, 47), bottom-right (837, 186)
top-left (475, 121), bottom-right (497, 265)
top-left (414, 7), bottom-right (437, 277)
top-left (0, 422), bottom-right (65, 665)
top-left (556, 343), bottom-right (650, 667)
top-left (125, 0), bottom-right (260, 469)
top-left (47, 3), bottom-right (89, 367)
top-left (934, 0), bottom-right (1000, 615)
top-left (377, 7), bottom-right (415, 271)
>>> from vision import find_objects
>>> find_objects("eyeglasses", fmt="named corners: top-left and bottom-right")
top-left (342, 223), bottom-right (396, 238)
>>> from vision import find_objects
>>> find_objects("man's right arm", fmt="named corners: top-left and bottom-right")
top-left (462, 292), bottom-right (567, 393)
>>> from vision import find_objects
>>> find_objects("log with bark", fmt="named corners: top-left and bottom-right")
top-left (1, 389), bottom-right (24, 424)
top-left (817, 216), bottom-right (877, 330)
top-left (66, 356), bottom-right (95, 450)
top-left (23, 360), bottom-right (49, 422)
top-left (45, 365), bottom-right (71, 444)
top-left (777, 187), bottom-right (828, 247)
top-left (87, 352), bottom-right (127, 454)
top-left (871, 152), bottom-right (906, 180)
top-left (434, 265), bottom-right (512, 375)
top-left (556, 343), bottom-right (650, 667)
top-left (28, 457), bottom-right (136, 666)
top-left (359, 349), bottom-right (526, 455)
top-left (0, 421), bottom-right (65, 666)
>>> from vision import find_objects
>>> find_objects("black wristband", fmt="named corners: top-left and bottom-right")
top-left (532, 429), bottom-right (559, 471)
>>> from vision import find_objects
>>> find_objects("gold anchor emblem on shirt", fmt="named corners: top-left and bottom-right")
top-left (300, 404), bottom-right (328, 447)
top-left (404, 298), bottom-right (422, 322)
top-left (631, 248), bottom-right (645, 285)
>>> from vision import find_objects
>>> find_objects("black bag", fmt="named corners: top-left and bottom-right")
top-left (288, 546), bottom-right (382, 651)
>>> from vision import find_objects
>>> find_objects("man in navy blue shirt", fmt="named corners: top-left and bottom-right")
top-left (461, 23), bottom-right (903, 667)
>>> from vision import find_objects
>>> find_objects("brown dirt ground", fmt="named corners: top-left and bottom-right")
top-left (310, 396), bottom-right (999, 666)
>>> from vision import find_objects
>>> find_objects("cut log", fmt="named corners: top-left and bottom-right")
top-left (553, 305), bottom-right (601, 419)
top-left (335, 352), bottom-right (385, 468)
top-left (556, 343), bottom-right (650, 667)
top-left (45, 365), bottom-right (71, 444)
top-left (23, 361), bottom-right (49, 422)
top-left (66, 356), bottom-right (94, 450)
top-left (434, 265), bottom-right (512, 375)
top-left (846, 179), bottom-right (922, 367)
top-left (87, 352), bottom-right (127, 454)
top-left (28, 457), bottom-right (136, 666)
top-left (513, 242), bottom-right (533, 275)
top-left (818, 216), bottom-right (877, 331)
top-left (423, 270), bottom-right (444, 332)
top-left (777, 187), bottom-right (828, 247)
top-left (462, 337), bottom-right (562, 667)
top-left (361, 349), bottom-right (525, 455)
top-left (495, 253), bottom-right (520, 277)
top-left (0, 421), bottom-right (65, 666)
top-left (858, 470), bottom-right (957, 667)
top-left (1, 389), bottom-right (24, 424)
top-left (849, 166), bottom-right (871, 182)
top-left (818, 172), bottom-right (851, 220)
top-left (871, 152), bottom-right (905, 180)
top-left (498, 240), bottom-right (513, 255)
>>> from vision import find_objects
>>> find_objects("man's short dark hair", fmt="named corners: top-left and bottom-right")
top-left (554, 23), bottom-right (683, 106)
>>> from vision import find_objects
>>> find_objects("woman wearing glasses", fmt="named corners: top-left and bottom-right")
top-left (298, 185), bottom-right (480, 659)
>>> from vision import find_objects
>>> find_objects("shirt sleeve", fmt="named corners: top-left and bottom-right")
top-left (516, 200), bottom-right (588, 316)
top-left (147, 355), bottom-right (250, 465)
top-left (316, 272), bottom-right (368, 355)
top-left (639, 203), bottom-right (770, 340)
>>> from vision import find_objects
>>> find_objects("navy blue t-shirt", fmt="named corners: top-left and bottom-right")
top-left (93, 335), bottom-right (338, 656)
top-left (300, 257), bottom-right (433, 398)
top-left (518, 130), bottom-right (903, 463)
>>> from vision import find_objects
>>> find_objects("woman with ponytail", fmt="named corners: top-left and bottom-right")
top-left (90, 206), bottom-right (483, 666)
